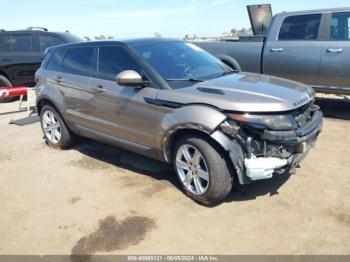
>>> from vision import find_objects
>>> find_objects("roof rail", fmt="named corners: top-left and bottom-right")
top-left (27, 27), bottom-right (48, 31)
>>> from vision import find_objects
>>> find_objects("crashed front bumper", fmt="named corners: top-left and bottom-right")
top-left (261, 110), bottom-right (323, 146)
top-left (212, 109), bottom-right (323, 184)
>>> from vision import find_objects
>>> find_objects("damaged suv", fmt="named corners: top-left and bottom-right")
top-left (35, 39), bottom-right (323, 205)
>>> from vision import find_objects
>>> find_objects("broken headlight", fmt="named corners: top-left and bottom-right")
top-left (227, 113), bottom-right (293, 131)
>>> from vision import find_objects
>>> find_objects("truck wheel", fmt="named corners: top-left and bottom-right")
top-left (216, 55), bottom-right (242, 72)
top-left (0, 75), bottom-right (16, 103)
top-left (40, 105), bottom-right (74, 149)
top-left (173, 135), bottom-right (233, 205)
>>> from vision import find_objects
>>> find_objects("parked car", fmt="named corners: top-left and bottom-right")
top-left (0, 27), bottom-right (82, 102)
top-left (35, 39), bottom-right (322, 205)
top-left (195, 7), bottom-right (350, 96)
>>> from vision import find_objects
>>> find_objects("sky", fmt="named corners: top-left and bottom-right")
top-left (2, 0), bottom-right (350, 38)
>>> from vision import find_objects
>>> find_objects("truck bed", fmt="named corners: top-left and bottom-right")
top-left (194, 41), bottom-right (264, 73)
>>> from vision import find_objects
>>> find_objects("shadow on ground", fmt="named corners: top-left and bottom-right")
top-left (315, 96), bottom-right (350, 121)
top-left (72, 139), bottom-right (179, 189)
top-left (72, 138), bottom-right (293, 204)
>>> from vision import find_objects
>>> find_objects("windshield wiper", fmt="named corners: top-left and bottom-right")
top-left (166, 78), bottom-right (204, 83)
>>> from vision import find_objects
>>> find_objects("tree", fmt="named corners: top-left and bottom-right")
top-left (230, 28), bottom-right (238, 36)
top-left (154, 32), bottom-right (162, 38)
top-left (83, 36), bottom-right (91, 41)
top-left (95, 35), bottom-right (106, 40)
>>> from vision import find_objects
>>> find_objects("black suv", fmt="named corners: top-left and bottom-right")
top-left (0, 27), bottom-right (82, 101)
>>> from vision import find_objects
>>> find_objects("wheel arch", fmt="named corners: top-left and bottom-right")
top-left (36, 97), bottom-right (60, 116)
top-left (163, 128), bottom-right (232, 167)
top-left (164, 127), bottom-right (239, 188)
top-left (158, 104), bottom-right (228, 161)
top-left (216, 54), bottom-right (242, 72)
top-left (0, 71), bottom-right (11, 83)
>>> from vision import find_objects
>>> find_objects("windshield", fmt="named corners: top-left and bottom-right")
top-left (132, 41), bottom-right (231, 84)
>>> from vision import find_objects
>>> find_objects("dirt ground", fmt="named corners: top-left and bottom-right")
top-left (0, 95), bottom-right (349, 255)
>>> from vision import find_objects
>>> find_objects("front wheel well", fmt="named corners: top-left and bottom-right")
top-left (165, 129), bottom-right (232, 167)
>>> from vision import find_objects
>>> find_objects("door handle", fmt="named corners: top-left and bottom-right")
top-left (326, 48), bottom-right (343, 53)
top-left (54, 76), bottom-right (62, 83)
top-left (2, 58), bottom-right (12, 62)
top-left (92, 85), bottom-right (106, 93)
top-left (271, 48), bottom-right (284, 52)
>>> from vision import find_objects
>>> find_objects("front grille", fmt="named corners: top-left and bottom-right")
top-left (293, 102), bottom-right (316, 128)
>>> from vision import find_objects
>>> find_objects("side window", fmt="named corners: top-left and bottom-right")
top-left (0, 34), bottom-right (34, 52)
top-left (39, 35), bottom-right (65, 51)
top-left (330, 12), bottom-right (350, 40)
top-left (62, 47), bottom-right (94, 76)
top-left (98, 46), bottom-right (142, 81)
top-left (278, 14), bottom-right (322, 40)
top-left (46, 50), bottom-right (63, 71)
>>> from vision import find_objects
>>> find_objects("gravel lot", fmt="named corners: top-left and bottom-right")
top-left (0, 96), bottom-right (349, 255)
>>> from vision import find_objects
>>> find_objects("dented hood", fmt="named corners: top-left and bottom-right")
top-left (158, 72), bottom-right (315, 113)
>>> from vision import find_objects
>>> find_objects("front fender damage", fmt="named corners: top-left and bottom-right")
top-left (211, 130), bottom-right (249, 184)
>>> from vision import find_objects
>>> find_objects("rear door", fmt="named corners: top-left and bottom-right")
top-left (263, 13), bottom-right (323, 85)
top-left (317, 11), bottom-right (350, 91)
top-left (89, 45), bottom-right (158, 147)
top-left (57, 46), bottom-right (96, 129)
top-left (0, 32), bottom-right (41, 86)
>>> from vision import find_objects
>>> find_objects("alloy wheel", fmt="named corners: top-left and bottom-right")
top-left (175, 144), bottom-right (210, 195)
top-left (42, 110), bottom-right (62, 144)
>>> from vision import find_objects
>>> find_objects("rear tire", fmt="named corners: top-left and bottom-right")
top-left (173, 135), bottom-right (233, 205)
top-left (40, 105), bottom-right (74, 149)
top-left (0, 75), bottom-right (16, 103)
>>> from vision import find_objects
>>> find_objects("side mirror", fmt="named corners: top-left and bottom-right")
top-left (116, 70), bottom-right (148, 87)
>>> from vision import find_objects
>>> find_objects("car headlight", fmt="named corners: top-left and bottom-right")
top-left (227, 113), bottom-right (293, 131)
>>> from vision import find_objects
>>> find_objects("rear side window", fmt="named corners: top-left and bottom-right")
top-left (330, 12), bottom-right (350, 40)
top-left (278, 14), bottom-right (321, 40)
top-left (62, 47), bottom-right (94, 76)
top-left (39, 35), bottom-right (65, 51)
top-left (0, 34), bottom-right (34, 52)
top-left (46, 50), bottom-right (63, 71)
top-left (97, 46), bottom-right (142, 81)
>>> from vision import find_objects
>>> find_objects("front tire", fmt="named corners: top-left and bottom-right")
top-left (173, 135), bottom-right (233, 205)
top-left (40, 105), bottom-right (74, 148)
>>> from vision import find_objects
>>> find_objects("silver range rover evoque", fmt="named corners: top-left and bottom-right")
top-left (35, 38), bottom-right (323, 205)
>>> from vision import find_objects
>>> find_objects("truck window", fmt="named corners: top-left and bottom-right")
top-left (330, 12), bottom-right (350, 40)
top-left (39, 35), bottom-right (65, 51)
top-left (0, 34), bottom-right (34, 52)
top-left (278, 14), bottom-right (321, 40)
top-left (62, 47), bottom-right (94, 76)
